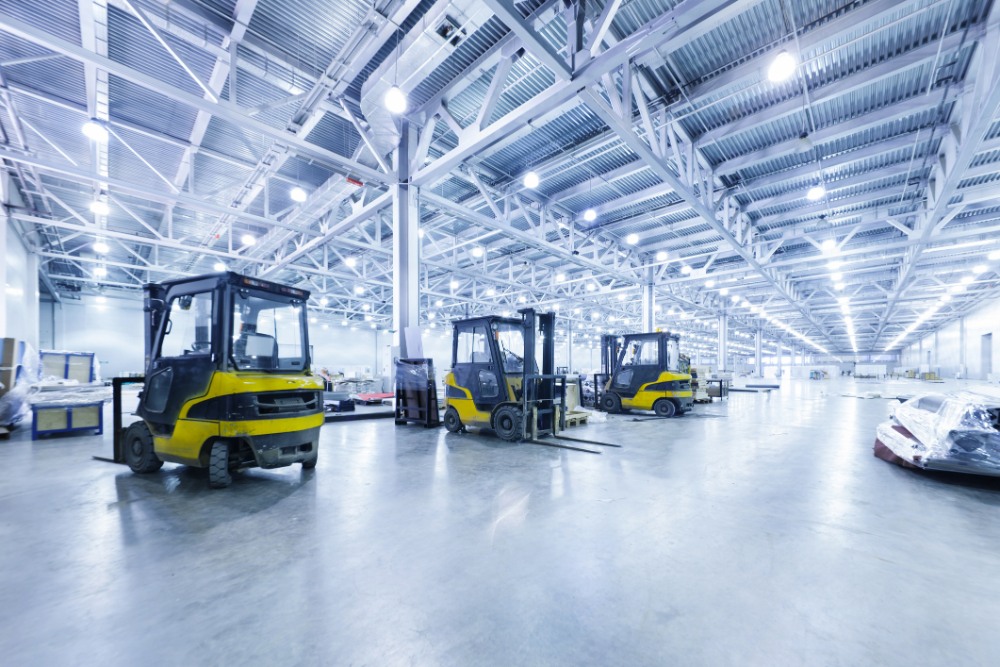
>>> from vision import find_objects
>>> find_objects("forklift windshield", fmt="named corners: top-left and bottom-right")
top-left (231, 290), bottom-right (307, 371)
top-left (496, 322), bottom-right (529, 373)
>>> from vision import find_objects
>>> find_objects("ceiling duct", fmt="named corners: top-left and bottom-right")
top-left (360, 0), bottom-right (491, 162)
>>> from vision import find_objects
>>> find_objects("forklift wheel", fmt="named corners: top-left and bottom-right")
top-left (443, 407), bottom-right (463, 433)
top-left (653, 399), bottom-right (677, 418)
top-left (302, 450), bottom-right (318, 470)
top-left (124, 422), bottom-right (163, 474)
top-left (208, 441), bottom-right (232, 489)
top-left (493, 405), bottom-right (524, 442)
top-left (600, 393), bottom-right (622, 414)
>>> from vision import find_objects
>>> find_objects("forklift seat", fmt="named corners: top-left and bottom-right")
top-left (238, 333), bottom-right (278, 368)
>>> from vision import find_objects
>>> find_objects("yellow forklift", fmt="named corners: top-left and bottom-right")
top-left (104, 272), bottom-right (324, 487)
top-left (443, 309), bottom-right (618, 454)
top-left (597, 331), bottom-right (694, 417)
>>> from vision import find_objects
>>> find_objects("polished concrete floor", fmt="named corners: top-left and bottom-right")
top-left (2, 378), bottom-right (1000, 665)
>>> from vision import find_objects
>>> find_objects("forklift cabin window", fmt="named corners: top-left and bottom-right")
top-left (232, 290), bottom-right (307, 371)
top-left (160, 292), bottom-right (214, 358)
top-left (495, 323), bottom-right (527, 373)
top-left (622, 339), bottom-right (659, 366)
top-left (456, 326), bottom-right (490, 364)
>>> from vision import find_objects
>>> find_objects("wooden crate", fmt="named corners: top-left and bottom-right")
top-left (564, 410), bottom-right (589, 427)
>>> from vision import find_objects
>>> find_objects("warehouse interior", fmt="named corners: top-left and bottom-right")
top-left (2, 0), bottom-right (1000, 663)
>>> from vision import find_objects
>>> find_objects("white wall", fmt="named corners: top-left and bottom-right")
top-left (902, 293), bottom-right (1000, 380)
top-left (2, 222), bottom-right (40, 349)
top-left (55, 295), bottom-right (146, 378)
top-left (310, 323), bottom-right (378, 376)
top-left (51, 297), bottom-right (388, 380)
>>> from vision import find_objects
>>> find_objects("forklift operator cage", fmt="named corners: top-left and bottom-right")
top-left (143, 272), bottom-right (311, 376)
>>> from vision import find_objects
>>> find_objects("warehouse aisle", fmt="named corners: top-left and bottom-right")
top-left (1, 378), bottom-right (998, 666)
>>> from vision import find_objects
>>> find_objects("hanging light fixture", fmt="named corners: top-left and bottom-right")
top-left (290, 186), bottom-right (308, 203)
top-left (93, 238), bottom-right (109, 254)
top-left (89, 200), bottom-right (110, 216)
top-left (583, 208), bottom-right (597, 222)
top-left (81, 120), bottom-right (108, 142)
top-left (767, 50), bottom-right (797, 83)
top-left (384, 86), bottom-right (407, 114)
top-left (806, 184), bottom-right (826, 201)
top-left (522, 171), bottom-right (540, 189)
top-left (384, 24), bottom-right (407, 114)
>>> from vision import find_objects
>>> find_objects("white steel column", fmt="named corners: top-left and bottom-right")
top-left (0, 217), bottom-right (7, 337)
top-left (393, 119), bottom-right (419, 357)
top-left (755, 328), bottom-right (763, 378)
top-left (960, 316), bottom-right (967, 377)
top-left (717, 313), bottom-right (728, 372)
top-left (641, 266), bottom-right (654, 332)
top-left (567, 321), bottom-right (573, 373)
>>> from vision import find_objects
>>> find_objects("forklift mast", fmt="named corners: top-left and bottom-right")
top-left (600, 334), bottom-right (622, 377)
top-left (520, 309), bottom-right (557, 431)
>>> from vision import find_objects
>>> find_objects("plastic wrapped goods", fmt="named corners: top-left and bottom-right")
top-left (395, 358), bottom-right (432, 390)
top-left (874, 388), bottom-right (1000, 477)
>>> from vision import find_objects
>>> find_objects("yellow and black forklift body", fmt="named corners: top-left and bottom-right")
top-left (443, 309), bottom-right (557, 441)
top-left (121, 272), bottom-right (323, 487)
top-left (442, 309), bottom-right (621, 454)
top-left (598, 332), bottom-right (694, 417)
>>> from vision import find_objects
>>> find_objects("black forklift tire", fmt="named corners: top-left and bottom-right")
top-left (600, 393), bottom-right (622, 414)
top-left (302, 450), bottom-right (318, 470)
top-left (443, 407), bottom-right (463, 433)
top-left (124, 422), bottom-right (163, 473)
top-left (493, 405), bottom-right (524, 442)
top-left (653, 399), bottom-right (677, 418)
top-left (208, 440), bottom-right (232, 489)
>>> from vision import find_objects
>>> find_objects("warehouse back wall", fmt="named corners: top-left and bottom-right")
top-left (902, 293), bottom-right (1000, 380)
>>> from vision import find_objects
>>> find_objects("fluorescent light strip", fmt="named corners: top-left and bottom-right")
top-left (924, 240), bottom-right (994, 254)
top-left (883, 303), bottom-right (943, 351)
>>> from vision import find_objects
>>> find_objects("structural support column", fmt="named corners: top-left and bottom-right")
top-left (755, 328), bottom-right (763, 378)
top-left (959, 316), bottom-right (967, 377)
top-left (566, 321), bottom-right (573, 374)
top-left (776, 340), bottom-right (784, 377)
top-left (393, 119), bottom-right (419, 358)
top-left (641, 266), bottom-right (654, 332)
top-left (717, 313), bottom-right (728, 372)
top-left (0, 215), bottom-right (7, 338)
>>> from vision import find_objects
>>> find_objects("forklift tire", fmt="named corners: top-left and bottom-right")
top-left (493, 405), bottom-right (524, 442)
top-left (208, 441), bottom-right (232, 489)
top-left (124, 422), bottom-right (163, 474)
top-left (443, 407), bottom-right (463, 433)
top-left (653, 399), bottom-right (677, 418)
top-left (302, 449), bottom-right (318, 469)
top-left (600, 393), bottom-right (622, 414)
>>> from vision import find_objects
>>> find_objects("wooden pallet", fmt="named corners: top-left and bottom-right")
top-left (564, 411), bottom-right (589, 427)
